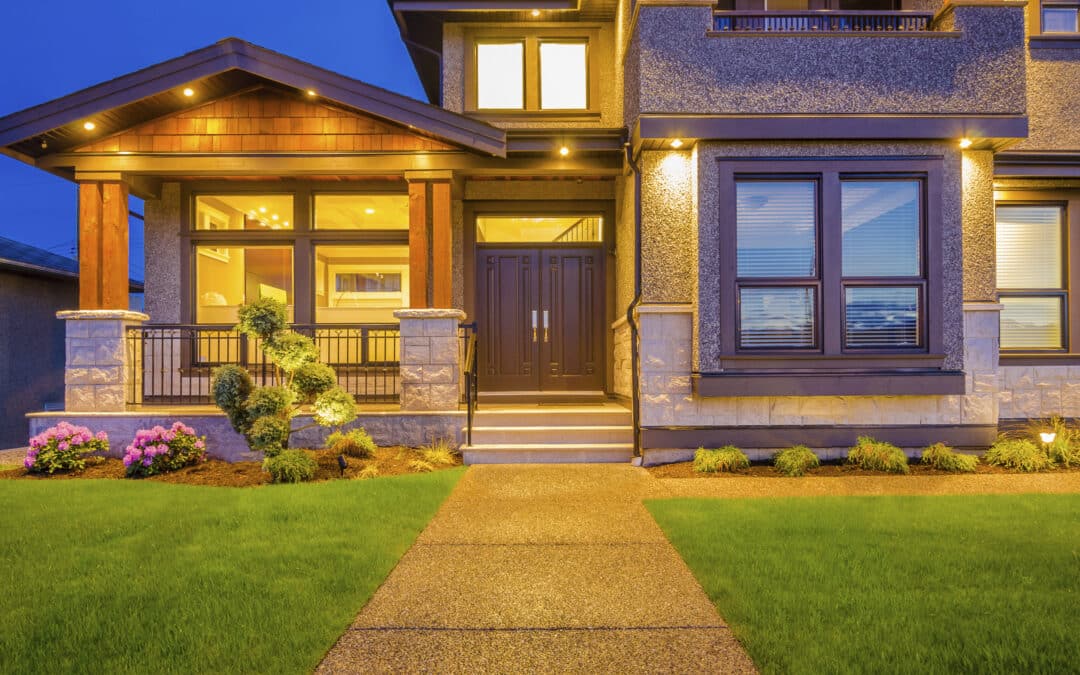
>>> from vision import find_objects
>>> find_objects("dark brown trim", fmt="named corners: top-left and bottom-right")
top-left (693, 370), bottom-right (965, 396)
top-left (994, 153), bottom-right (1080, 178)
top-left (1000, 354), bottom-right (1080, 365)
top-left (1029, 36), bottom-right (1080, 49)
top-left (641, 423), bottom-right (997, 450)
top-left (717, 353), bottom-right (947, 369)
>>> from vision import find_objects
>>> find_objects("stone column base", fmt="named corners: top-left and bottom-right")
top-left (395, 308), bottom-right (466, 411)
top-left (58, 310), bottom-right (149, 412)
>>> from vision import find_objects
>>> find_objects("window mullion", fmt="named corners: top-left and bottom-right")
top-left (525, 37), bottom-right (540, 111)
top-left (821, 172), bottom-right (843, 356)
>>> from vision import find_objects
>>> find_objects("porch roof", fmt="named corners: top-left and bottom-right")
top-left (0, 38), bottom-right (507, 164)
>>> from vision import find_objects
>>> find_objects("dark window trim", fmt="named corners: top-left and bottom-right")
top-left (995, 191), bottom-right (1080, 360)
top-left (694, 370), bottom-right (965, 396)
top-left (717, 158), bottom-right (942, 374)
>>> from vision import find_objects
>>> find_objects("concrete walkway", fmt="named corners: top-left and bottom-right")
top-left (318, 464), bottom-right (756, 674)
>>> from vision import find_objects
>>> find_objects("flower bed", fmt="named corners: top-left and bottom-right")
top-left (25, 422), bottom-right (109, 474)
top-left (124, 423), bottom-right (207, 478)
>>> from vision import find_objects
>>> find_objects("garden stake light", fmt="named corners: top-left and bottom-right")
top-left (338, 454), bottom-right (348, 477)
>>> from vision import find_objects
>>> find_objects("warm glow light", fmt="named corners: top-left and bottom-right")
top-left (365, 208), bottom-right (376, 215)
top-left (82, 121), bottom-right (95, 131)
top-left (670, 139), bottom-right (684, 149)
top-left (258, 206), bottom-right (267, 213)
top-left (477, 43), bottom-right (525, 109)
top-left (182, 87), bottom-right (194, 97)
top-left (559, 146), bottom-right (570, 157)
top-left (271, 214), bottom-right (279, 221)
top-left (283, 221), bottom-right (289, 227)
top-left (531, 9), bottom-right (541, 17)
top-left (959, 138), bottom-right (973, 149)
top-left (306, 89), bottom-right (317, 97)
top-left (1040, 431), bottom-right (1057, 444)
top-left (540, 42), bottom-right (587, 110)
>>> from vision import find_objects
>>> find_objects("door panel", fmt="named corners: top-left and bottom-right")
top-left (540, 248), bottom-right (604, 391)
top-left (477, 249), bottom-right (539, 391)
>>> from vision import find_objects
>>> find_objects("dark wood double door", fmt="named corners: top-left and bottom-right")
top-left (477, 246), bottom-right (604, 392)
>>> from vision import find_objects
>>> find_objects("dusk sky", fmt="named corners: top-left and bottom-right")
top-left (0, 0), bottom-right (424, 280)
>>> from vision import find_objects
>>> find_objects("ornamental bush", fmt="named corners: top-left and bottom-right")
top-left (292, 363), bottom-right (337, 403)
top-left (326, 428), bottom-right (376, 459)
top-left (124, 422), bottom-right (207, 478)
top-left (25, 422), bottom-right (109, 474)
top-left (984, 438), bottom-right (1054, 472)
top-left (693, 446), bottom-right (750, 473)
top-left (920, 443), bottom-right (978, 473)
top-left (847, 436), bottom-right (910, 474)
top-left (1030, 416), bottom-right (1080, 468)
top-left (211, 364), bottom-right (254, 433)
top-left (264, 449), bottom-right (317, 483)
top-left (248, 417), bottom-right (292, 456)
top-left (773, 445), bottom-right (820, 477)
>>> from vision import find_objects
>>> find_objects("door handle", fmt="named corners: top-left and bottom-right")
top-left (542, 310), bottom-right (549, 343)
top-left (531, 310), bottom-right (538, 343)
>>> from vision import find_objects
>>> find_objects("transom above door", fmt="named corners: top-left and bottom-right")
top-left (474, 214), bottom-right (605, 394)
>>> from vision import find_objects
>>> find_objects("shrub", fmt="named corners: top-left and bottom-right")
top-left (408, 459), bottom-right (435, 473)
top-left (25, 422), bottom-right (108, 474)
top-left (248, 417), bottom-right (291, 456)
top-left (421, 438), bottom-right (457, 466)
top-left (313, 387), bottom-right (358, 428)
top-left (847, 437), bottom-right (910, 474)
top-left (920, 443), bottom-right (978, 473)
top-left (326, 428), bottom-right (376, 459)
top-left (693, 446), bottom-right (750, 473)
top-left (264, 331), bottom-right (318, 373)
top-left (211, 364), bottom-right (253, 433)
top-left (236, 297), bottom-right (288, 340)
top-left (1028, 416), bottom-right (1080, 468)
top-left (357, 465), bottom-right (380, 480)
top-left (244, 386), bottom-right (295, 421)
top-left (773, 445), bottom-right (820, 477)
top-left (124, 422), bottom-right (207, 478)
top-left (291, 362), bottom-right (337, 403)
top-left (985, 438), bottom-right (1054, 472)
top-left (263, 449), bottom-right (317, 483)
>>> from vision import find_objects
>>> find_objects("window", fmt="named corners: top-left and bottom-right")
top-left (195, 246), bottom-right (293, 324)
top-left (195, 195), bottom-right (293, 231)
top-left (314, 245), bottom-right (409, 325)
top-left (469, 31), bottom-right (595, 114)
top-left (314, 194), bottom-right (408, 230)
top-left (1043, 2), bottom-right (1080, 32)
top-left (476, 215), bottom-right (603, 243)
top-left (996, 205), bottom-right (1066, 350)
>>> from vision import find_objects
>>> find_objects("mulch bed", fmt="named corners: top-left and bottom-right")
top-left (648, 460), bottom-right (1080, 479)
top-left (0, 446), bottom-right (461, 487)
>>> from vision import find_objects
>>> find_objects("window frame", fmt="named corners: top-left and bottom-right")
top-left (465, 27), bottom-right (600, 117)
top-left (995, 191), bottom-right (1080, 363)
top-left (716, 158), bottom-right (944, 371)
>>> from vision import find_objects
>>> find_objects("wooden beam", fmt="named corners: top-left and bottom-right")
top-left (431, 180), bottom-right (452, 308)
top-left (408, 180), bottom-right (430, 308)
top-left (78, 181), bottom-right (129, 309)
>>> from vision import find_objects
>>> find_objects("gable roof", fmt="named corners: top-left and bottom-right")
top-left (0, 38), bottom-right (506, 160)
top-left (0, 235), bottom-right (143, 290)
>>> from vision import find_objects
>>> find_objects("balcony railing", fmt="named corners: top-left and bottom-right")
top-left (126, 324), bottom-right (401, 407)
top-left (713, 10), bottom-right (934, 33)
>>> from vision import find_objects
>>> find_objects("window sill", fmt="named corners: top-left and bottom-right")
top-left (1029, 35), bottom-right (1080, 49)
top-left (466, 110), bottom-right (602, 122)
top-left (705, 30), bottom-right (959, 38)
top-left (718, 353), bottom-right (946, 370)
top-left (999, 353), bottom-right (1080, 366)
top-left (693, 370), bottom-right (965, 397)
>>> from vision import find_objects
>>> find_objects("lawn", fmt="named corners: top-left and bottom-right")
top-left (647, 494), bottom-right (1080, 674)
top-left (0, 470), bottom-right (463, 673)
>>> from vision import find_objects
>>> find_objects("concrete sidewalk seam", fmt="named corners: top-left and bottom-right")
top-left (347, 625), bottom-right (733, 633)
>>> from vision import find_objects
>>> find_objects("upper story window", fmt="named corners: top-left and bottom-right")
top-left (469, 29), bottom-right (596, 114)
top-left (1042, 2), bottom-right (1080, 32)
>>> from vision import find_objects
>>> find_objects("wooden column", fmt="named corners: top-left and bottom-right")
top-left (431, 181), bottom-right (453, 308)
top-left (78, 181), bottom-right (129, 310)
top-left (407, 180), bottom-right (430, 308)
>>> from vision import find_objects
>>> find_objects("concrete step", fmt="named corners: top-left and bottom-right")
top-left (472, 408), bottom-right (631, 428)
top-left (462, 443), bottom-right (635, 464)
top-left (470, 425), bottom-right (633, 445)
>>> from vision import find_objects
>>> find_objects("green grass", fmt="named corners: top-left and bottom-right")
top-left (0, 469), bottom-right (463, 673)
top-left (647, 495), bottom-right (1080, 674)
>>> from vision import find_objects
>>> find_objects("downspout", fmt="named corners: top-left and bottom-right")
top-left (624, 142), bottom-right (644, 461)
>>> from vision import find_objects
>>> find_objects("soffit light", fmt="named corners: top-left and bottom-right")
top-left (83, 121), bottom-right (96, 131)
top-left (559, 146), bottom-right (570, 157)
top-left (959, 138), bottom-right (973, 149)
top-left (182, 87), bottom-right (195, 97)
top-left (531, 9), bottom-right (541, 17)
top-left (306, 89), bottom-right (317, 97)
top-left (670, 139), bottom-right (684, 149)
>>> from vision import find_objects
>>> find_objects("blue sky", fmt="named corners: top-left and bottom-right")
top-left (0, 0), bottom-right (425, 280)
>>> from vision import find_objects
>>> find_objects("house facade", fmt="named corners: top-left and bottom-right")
top-left (2, 0), bottom-right (1078, 463)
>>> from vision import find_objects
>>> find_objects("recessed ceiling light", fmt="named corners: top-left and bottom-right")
top-left (306, 89), bottom-right (317, 97)
top-left (559, 146), bottom-right (570, 157)
top-left (670, 139), bottom-right (684, 149)
top-left (531, 9), bottom-right (541, 17)
top-left (83, 121), bottom-right (95, 131)
top-left (182, 87), bottom-right (194, 97)
top-left (365, 208), bottom-right (376, 215)
top-left (959, 138), bottom-right (973, 149)
top-left (283, 221), bottom-right (289, 227)
top-left (259, 206), bottom-right (267, 213)
top-left (271, 214), bottom-right (279, 221)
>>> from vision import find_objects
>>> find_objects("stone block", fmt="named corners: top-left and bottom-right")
top-left (428, 337), bottom-right (460, 365)
top-left (736, 398), bottom-right (769, 426)
top-left (938, 396), bottom-right (963, 424)
top-left (401, 365), bottom-right (425, 384)
top-left (1041, 389), bottom-right (1063, 415)
top-left (69, 346), bottom-right (98, 367)
top-left (769, 398), bottom-right (803, 425)
top-left (401, 338), bottom-right (431, 364)
top-left (963, 338), bottom-right (996, 373)
top-left (1010, 388), bottom-right (1042, 418)
top-left (1062, 382), bottom-right (1080, 414)
top-left (96, 385), bottom-right (126, 411)
top-left (972, 373), bottom-right (997, 393)
top-left (88, 321), bottom-right (123, 339)
top-left (963, 311), bottom-right (999, 339)
top-left (94, 340), bottom-right (127, 366)
top-left (421, 318), bottom-right (457, 337)
top-left (1002, 366), bottom-right (1034, 390)
top-left (65, 368), bottom-right (92, 385)
top-left (66, 386), bottom-right (96, 412)
top-left (66, 321), bottom-right (90, 339)
top-left (961, 393), bottom-right (996, 424)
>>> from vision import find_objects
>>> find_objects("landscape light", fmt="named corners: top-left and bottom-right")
top-left (1040, 431), bottom-right (1057, 444)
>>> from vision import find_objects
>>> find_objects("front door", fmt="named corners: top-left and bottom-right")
top-left (477, 246), bottom-right (604, 392)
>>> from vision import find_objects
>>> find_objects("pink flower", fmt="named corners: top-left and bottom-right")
top-left (194, 440), bottom-right (205, 450)
top-left (58, 441), bottom-right (69, 451)
top-left (96, 431), bottom-right (108, 441)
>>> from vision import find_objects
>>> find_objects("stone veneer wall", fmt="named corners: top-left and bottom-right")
top-left (612, 317), bottom-right (632, 399)
top-left (60, 311), bottom-right (149, 412)
top-left (998, 366), bottom-right (1080, 420)
top-left (397, 309), bottom-right (465, 411)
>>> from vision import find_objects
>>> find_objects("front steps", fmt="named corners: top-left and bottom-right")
top-left (462, 405), bottom-right (634, 464)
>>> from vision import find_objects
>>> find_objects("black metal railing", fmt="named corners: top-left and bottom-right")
top-left (460, 322), bottom-right (479, 446)
top-left (713, 10), bottom-right (933, 32)
top-left (126, 323), bottom-right (401, 406)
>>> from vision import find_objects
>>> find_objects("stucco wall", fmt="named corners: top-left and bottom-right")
top-left (1014, 47), bottom-right (1080, 151)
top-left (640, 149), bottom-right (697, 305)
top-left (692, 141), bottom-right (965, 373)
top-left (143, 182), bottom-right (182, 323)
top-left (628, 4), bottom-right (1026, 120)
top-left (962, 150), bottom-right (996, 302)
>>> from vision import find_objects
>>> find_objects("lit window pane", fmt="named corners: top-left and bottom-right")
top-left (540, 42), bottom-right (588, 110)
top-left (1000, 297), bottom-right (1064, 349)
top-left (315, 245), bottom-right (409, 325)
top-left (195, 195), bottom-right (293, 231)
top-left (314, 194), bottom-right (409, 230)
top-left (477, 42), bottom-right (524, 109)
top-left (842, 181), bottom-right (920, 277)
top-left (736, 181), bottom-right (817, 278)
top-left (996, 205), bottom-right (1063, 290)
top-left (845, 286), bottom-right (920, 348)
top-left (476, 215), bottom-right (603, 243)
top-left (196, 246), bottom-right (293, 324)
top-left (1043, 8), bottom-right (1079, 32)
top-left (739, 287), bottom-right (816, 349)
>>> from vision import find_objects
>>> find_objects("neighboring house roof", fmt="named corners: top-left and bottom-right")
top-left (0, 37), bottom-right (506, 161)
top-left (0, 235), bottom-right (143, 291)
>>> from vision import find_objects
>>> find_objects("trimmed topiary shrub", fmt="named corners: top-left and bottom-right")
top-left (263, 331), bottom-right (318, 373)
top-left (313, 387), bottom-right (358, 428)
top-left (236, 297), bottom-right (288, 340)
top-left (264, 449), bottom-right (317, 483)
top-left (326, 428), bottom-right (376, 459)
top-left (292, 362), bottom-right (337, 403)
top-left (773, 445), bottom-right (820, 477)
top-left (124, 422), bottom-right (207, 478)
top-left (244, 386), bottom-right (295, 421)
top-left (847, 436), bottom-right (910, 474)
top-left (693, 446), bottom-right (750, 473)
top-left (210, 364), bottom-right (253, 433)
top-left (920, 443), bottom-right (978, 473)
top-left (985, 438), bottom-right (1054, 472)
top-left (248, 417), bottom-right (292, 456)
top-left (25, 422), bottom-right (109, 474)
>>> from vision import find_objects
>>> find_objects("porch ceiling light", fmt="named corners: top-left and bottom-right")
top-left (306, 89), bottom-right (317, 97)
top-left (182, 87), bottom-right (195, 97)
top-left (531, 9), bottom-right (541, 17)
top-left (959, 138), bottom-right (973, 149)
top-left (559, 146), bottom-right (570, 157)
top-left (82, 121), bottom-right (96, 131)
top-left (365, 208), bottom-right (376, 215)
top-left (670, 138), bottom-right (684, 149)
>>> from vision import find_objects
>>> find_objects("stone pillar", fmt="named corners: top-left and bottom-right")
top-left (635, 304), bottom-right (694, 427)
top-left (395, 308), bottom-right (465, 411)
top-left (959, 302), bottom-right (1002, 425)
top-left (58, 310), bottom-right (149, 412)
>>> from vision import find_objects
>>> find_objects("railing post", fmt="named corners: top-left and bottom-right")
top-left (57, 310), bottom-right (149, 412)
